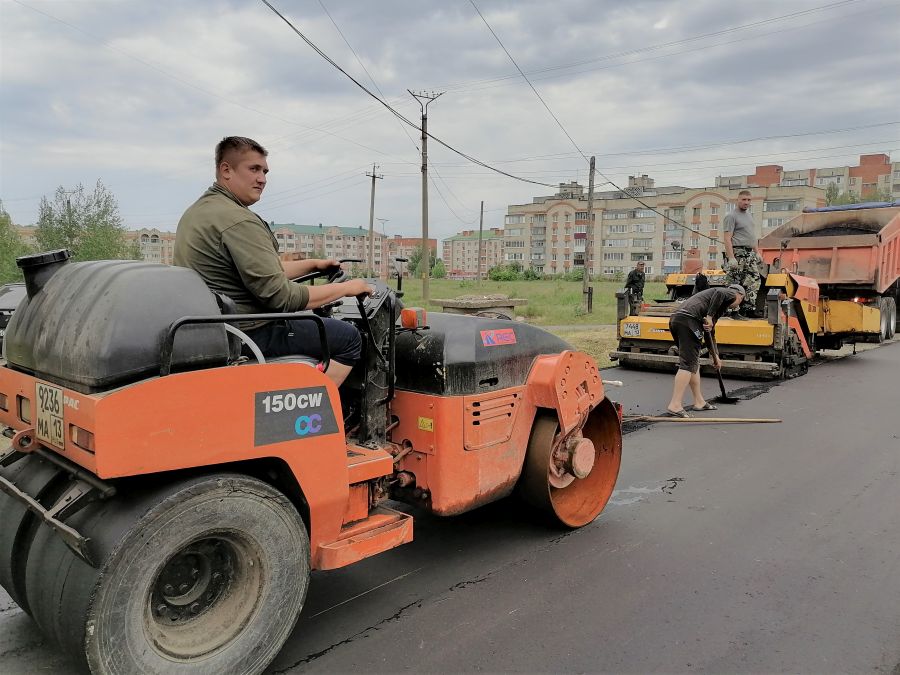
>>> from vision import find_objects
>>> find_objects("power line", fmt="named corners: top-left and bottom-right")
top-left (445, 0), bottom-right (881, 95)
top-left (469, 0), bottom-right (588, 163)
top-left (317, 0), bottom-right (476, 223)
top-left (468, 1), bottom-right (723, 244)
top-left (258, 0), bottom-right (556, 188)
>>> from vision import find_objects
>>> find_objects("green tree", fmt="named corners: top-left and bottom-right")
top-left (432, 258), bottom-right (446, 279)
top-left (408, 245), bottom-right (436, 277)
top-left (824, 182), bottom-right (840, 206)
top-left (35, 181), bottom-right (138, 261)
top-left (0, 201), bottom-right (32, 283)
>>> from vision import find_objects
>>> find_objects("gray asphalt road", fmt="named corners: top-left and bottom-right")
top-left (2, 342), bottom-right (898, 674)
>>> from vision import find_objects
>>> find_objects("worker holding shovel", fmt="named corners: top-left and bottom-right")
top-left (665, 284), bottom-right (745, 417)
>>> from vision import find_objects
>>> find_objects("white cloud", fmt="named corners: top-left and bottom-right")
top-left (1, 0), bottom-right (898, 242)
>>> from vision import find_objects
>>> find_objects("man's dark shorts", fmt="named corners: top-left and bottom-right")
top-left (669, 314), bottom-right (703, 372)
top-left (244, 317), bottom-right (362, 367)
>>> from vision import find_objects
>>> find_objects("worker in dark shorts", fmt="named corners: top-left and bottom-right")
top-left (175, 136), bottom-right (372, 386)
top-left (624, 261), bottom-right (646, 314)
top-left (723, 190), bottom-right (761, 318)
top-left (666, 284), bottom-right (745, 417)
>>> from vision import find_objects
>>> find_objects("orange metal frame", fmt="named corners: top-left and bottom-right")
top-left (390, 351), bottom-right (607, 515)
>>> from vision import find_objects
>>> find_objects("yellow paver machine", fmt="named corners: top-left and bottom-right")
top-left (611, 202), bottom-right (900, 379)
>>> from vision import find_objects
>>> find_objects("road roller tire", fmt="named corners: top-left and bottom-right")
top-left (23, 473), bottom-right (310, 675)
top-left (518, 400), bottom-right (622, 528)
top-left (0, 454), bottom-right (70, 615)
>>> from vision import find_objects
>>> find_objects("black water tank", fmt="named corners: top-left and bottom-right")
top-left (394, 313), bottom-right (571, 395)
top-left (4, 259), bottom-right (229, 393)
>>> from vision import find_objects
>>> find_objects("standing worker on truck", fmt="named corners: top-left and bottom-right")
top-left (665, 284), bottom-right (744, 417)
top-left (624, 260), bottom-right (646, 314)
top-left (174, 136), bottom-right (373, 386)
top-left (723, 190), bottom-right (762, 319)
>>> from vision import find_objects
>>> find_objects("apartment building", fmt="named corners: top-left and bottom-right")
top-left (717, 153), bottom-right (899, 200)
top-left (504, 176), bottom-right (823, 278)
top-left (386, 235), bottom-right (437, 277)
top-left (125, 228), bottom-right (176, 264)
top-left (16, 226), bottom-right (176, 264)
top-left (269, 223), bottom-right (434, 279)
top-left (442, 227), bottom-right (505, 279)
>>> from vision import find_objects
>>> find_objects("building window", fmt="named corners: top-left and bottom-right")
top-left (505, 215), bottom-right (525, 225)
top-left (605, 239), bottom-right (628, 247)
top-left (603, 252), bottom-right (625, 261)
top-left (632, 238), bottom-right (653, 248)
top-left (764, 201), bottom-right (798, 212)
top-left (607, 224), bottom-right (627, 234)
top-left (574, 211), bottom-right (589, 220)
top-left (632, 223), bottom-right (655, 233)
top-left (507, 228), bottom-right (523, 236)
top-left (710, 206), bottom-right (719, 215)
top-left (664, 251), bottom-right (682, 261)
top-left (693, 207), bottom-right (701, 218)
top-left (764, 218), bottom-right (786, 229)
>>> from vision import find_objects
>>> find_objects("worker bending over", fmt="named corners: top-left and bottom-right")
top-left (665, 284), bottom-right (745, 417)
top-left (174, 136), bottom-right (373, 386)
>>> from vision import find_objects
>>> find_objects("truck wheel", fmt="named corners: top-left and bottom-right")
top-left (519, 400), bottom-right (622, 528)
top-left (24, 473), bottom-right (310, 675)
top-left (877, 297), bottom-right (891, 342)
top-left (883, 296), bottom-right (896, 339)
top-left (0, 454), bottom-right (70, 615)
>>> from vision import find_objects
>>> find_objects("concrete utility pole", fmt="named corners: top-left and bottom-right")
top-left (582, 156), bottom-right (596, 309)
top-left (366, 164), bottom-right (383, 277)
top-left (477, 200), bottom-right (484, 283)
top-left (408, 89), bottom-right (444, 305)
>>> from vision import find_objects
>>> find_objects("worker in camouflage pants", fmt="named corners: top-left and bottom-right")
top-left (723, 190), bottom-right (761, 318)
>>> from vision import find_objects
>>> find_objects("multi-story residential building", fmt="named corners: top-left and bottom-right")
top-left (504, 175), bottom-right (824, 278)
top-left (717, 153), bottom-right (899, 200)
top-left (269, 223), bottom-right (434, 279)
top-left (269, 222), bottom-right (385, 275)
top-left (125, 228), bottom-right (176, 264)
top-left (442, 227), bottom-right (505, 279)
top-left (386, 235), bottom-right (436, 277)
top-left (17, 226), bottom-right (176, 264)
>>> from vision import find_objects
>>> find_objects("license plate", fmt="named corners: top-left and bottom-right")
top-left (622, 322), bottom-right (641, 337)
top-left (36, 382), bottom-right (65, 449)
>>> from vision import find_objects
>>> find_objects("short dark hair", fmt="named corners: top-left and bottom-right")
top-left (215, 136), bottom-right (267, 168)
top-left (738, 189), bottom-right (751, 198)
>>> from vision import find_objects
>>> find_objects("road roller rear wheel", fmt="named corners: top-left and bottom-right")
top-left (23, 473), bottom-right (310, 675)
top-left (519, 400), bottom-right (622, 528)
top-left (0, 454), bottom-right (70, 615)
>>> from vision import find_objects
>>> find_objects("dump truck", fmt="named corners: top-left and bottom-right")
top-left (611, 202), bottom-right (900, 378)
top-left (0, 250), bottom-right (622, 674)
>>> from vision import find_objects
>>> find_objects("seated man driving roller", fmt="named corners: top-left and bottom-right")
top-left (174, 136), bottom-right (372, 386)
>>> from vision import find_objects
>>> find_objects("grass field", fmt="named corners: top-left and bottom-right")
top-left (398, 278), bottom-right (667, 326)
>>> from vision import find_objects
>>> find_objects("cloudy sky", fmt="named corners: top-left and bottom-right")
top-left (1, 0), bottom-right (898, 242)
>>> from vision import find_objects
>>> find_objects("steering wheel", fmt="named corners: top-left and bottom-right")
top-left (292, 258), bottom-right (362, 285)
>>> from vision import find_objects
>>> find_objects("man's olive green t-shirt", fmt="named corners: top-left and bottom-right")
top-left (173, 184), bottom-right (308, 328)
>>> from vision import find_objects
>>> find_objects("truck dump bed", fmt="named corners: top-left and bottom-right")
top-left (758, 203), bottom-right (900, 294)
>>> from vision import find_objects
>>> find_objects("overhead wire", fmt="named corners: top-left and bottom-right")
top-left (317, 0), bottom-right (477, 223)
top-left (11, 0), bottom-right (414, 166)
top-left (468, 0), bottom-right (865, 244)
top-left (445, 0), bottom-right (864, 93)
top-left (258, 0), bottom-right (556, 189)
